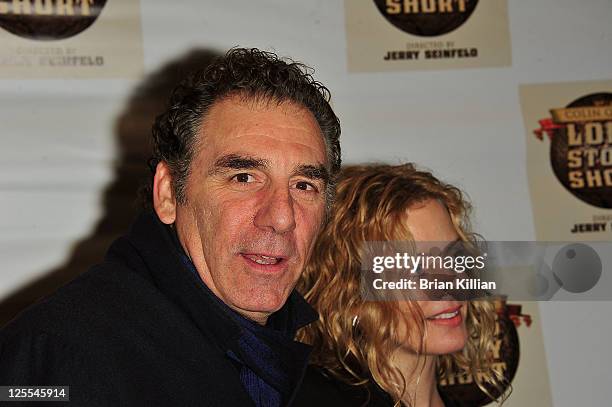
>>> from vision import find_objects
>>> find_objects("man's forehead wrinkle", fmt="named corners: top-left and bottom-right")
top-left (197, 95), bottom-right (324, 145)
top-left (201, 121), bottom-right (324, 154)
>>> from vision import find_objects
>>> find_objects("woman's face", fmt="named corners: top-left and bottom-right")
top-left (399, 199), bottom-right (468, 355)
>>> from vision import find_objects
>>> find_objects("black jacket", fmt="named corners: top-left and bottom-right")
top-left (295, 366), bottom-right (394, 407)
top-left (295, 366), bottom-right (461, 407)
top-left (0, 212), bottom-right (315, 406)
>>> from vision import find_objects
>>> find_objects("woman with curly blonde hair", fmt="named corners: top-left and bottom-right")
top-left (295, 164), bottom-right (505, 407)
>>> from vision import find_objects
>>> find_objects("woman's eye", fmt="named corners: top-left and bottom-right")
top-left (232, 173), bottom-right (254, 183)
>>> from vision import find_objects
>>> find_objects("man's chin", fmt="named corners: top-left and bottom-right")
top-left (229, 295), bottom-right (289, 321)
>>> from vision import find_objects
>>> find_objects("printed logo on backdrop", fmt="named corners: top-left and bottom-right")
top-left (0, 0), bottom-right (107, 40)
top-left (0, 0), bottom-right (142, 78)
top-left (439, 298), bottom-right (523, 406)
top-left (438, 301), bottom-right (553, 406)
top-left (344, 0), bottom-right (511, 72)
top-left (520, 81), bottom-right (612, 241)
top-left (373, 0), bottom-right (479, 37)
top-left (534, 93), bottom-right (612, 209)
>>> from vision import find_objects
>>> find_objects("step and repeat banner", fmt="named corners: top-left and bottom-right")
top-left (345, 0), bottom-right (511, 72)
top-left (1, 1), bottom-right (610, 406)
top-left (0, 0), bottom-right (142, 77)
top-left (521, 80), bottom-right (612, 241)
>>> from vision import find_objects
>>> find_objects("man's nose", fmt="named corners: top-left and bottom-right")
top-left (254, 186), bottom-right (296, 234)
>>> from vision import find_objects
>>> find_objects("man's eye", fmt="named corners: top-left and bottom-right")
top-left (232, 173), bottom-right (254, 183)
top-left (295, 181), bottom-right (316, 191)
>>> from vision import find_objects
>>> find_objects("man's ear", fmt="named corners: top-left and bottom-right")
top-left (153, 161), bottom-right (177, 224)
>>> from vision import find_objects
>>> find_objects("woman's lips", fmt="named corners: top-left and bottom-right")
top-left (426, 305), bottom-right (463, 327)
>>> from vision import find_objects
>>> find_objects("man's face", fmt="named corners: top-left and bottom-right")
top-left (172, 96), bottom-right (328, 324)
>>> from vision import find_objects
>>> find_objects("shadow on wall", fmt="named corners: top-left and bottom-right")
top-left (0, 48), bottom-right (222, 327)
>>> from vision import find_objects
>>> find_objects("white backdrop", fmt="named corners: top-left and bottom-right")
top-left (1, 1), bottom-right (611, 405)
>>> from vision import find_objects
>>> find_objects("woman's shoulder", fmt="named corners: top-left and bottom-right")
top-left (293, 365), bottom-right (394, 407)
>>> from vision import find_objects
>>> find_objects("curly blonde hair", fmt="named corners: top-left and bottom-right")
top-left (297, 163), bottom-right (506, 406)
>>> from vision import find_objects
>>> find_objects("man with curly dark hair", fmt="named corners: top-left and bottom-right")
top-left (0, 48), bottom-right (341, 407)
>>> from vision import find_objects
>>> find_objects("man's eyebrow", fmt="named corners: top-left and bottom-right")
top-left (209, 154), bottom-right (270, 175)
top-left (293, 164), bottom-right (330, 185)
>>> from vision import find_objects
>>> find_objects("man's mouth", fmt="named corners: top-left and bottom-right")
top-left (242, 254), bottom-right (283, 265)
top-left (239, 252), bottom-right (289, 273)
